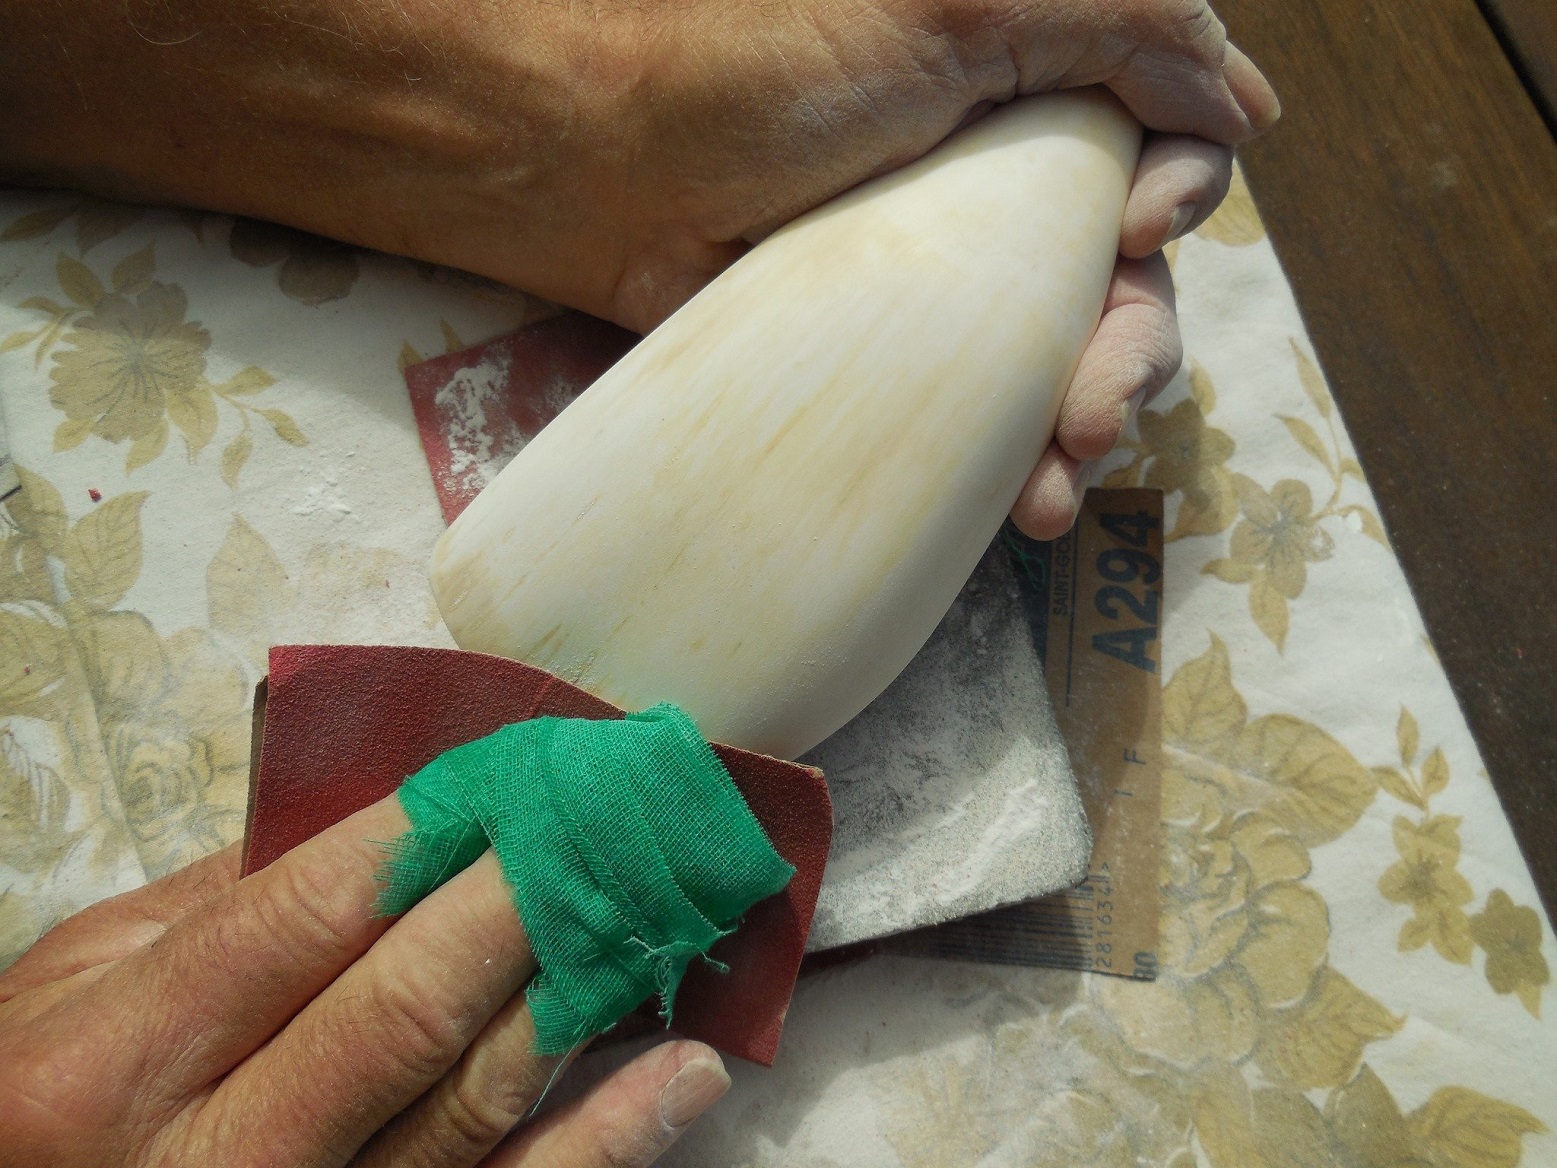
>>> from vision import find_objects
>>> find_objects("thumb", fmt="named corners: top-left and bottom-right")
top-left (1105, 34), bottom-right (1279, 143)
top-left (489, 1040), bottom-right (730, 1167)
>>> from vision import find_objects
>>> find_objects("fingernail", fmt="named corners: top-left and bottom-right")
top-left (1119, 387), bottom-right (1148, 431)
top-left (1072, 463), bottom-right (1095, 511)
top-left (1162, 204), bottom-right (1195, 250)
top-left (1226, 44), bottom-right (1281, 132)
top-left (1246, 87), bottom-right (1281, 132)
top-left (660, 1057), bottom-right (730, 1129)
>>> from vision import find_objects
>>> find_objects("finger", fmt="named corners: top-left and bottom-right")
top-left (27, 794), bottom-right (412, 1114)
top-left (488, 1041), bottom-right (729, 1168)
top-left (0, 843), bottom-right (240, 1000)
top-left (1053, 252), bottom-right (1181, 463)
top-left (1, 796), bottom-right (414, 1156)
top-left (193, 850), bottom-right (537, 1167)
top-left (1224, 43), bottom-right (1281, 132)
top-left (610, 236), bottom-right (747, 333)
top-left (1119, 134), bottom-right (1234, 258)
top-left (992, 0), bottom-right (1272, 144)
top-left (1100, 28), bottom-right (1279, 145)
top-left (1011, 444), bottom-right (1094, 541)
top-left (353, 969), bottom-right (564, 1168)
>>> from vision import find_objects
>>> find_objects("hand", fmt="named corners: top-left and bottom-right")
top-left (0, 0), bottom-right (1276, 537)
top-left (0, 797), bottom-right (727, 1167)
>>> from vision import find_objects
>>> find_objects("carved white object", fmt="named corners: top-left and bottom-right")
top-left (432, 90), bottom-right (1141, 760)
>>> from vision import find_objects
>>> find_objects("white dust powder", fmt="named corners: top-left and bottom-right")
top-left (434, 352), bottom-right (522, 497)
top-left (435, 354), bottom-right (594, 498)
top-left (802, 538), bottom-right (1089, 950)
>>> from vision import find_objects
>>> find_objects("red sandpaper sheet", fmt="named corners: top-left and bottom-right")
top-left (247, 314), bottom-right (833, 1062)
top-left (244, 643), bottom-right (832, 1066)
top-left (403, 312), bottom-right (638, 525)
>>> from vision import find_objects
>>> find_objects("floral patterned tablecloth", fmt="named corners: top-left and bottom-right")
top-left (1, 170), bottom-right (1552, 1167)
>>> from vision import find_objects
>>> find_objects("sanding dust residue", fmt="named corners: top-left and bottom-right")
top-left (435, 351), bottom-right (525, 498)
top-left (803, 539), bottom-right (1089, 950)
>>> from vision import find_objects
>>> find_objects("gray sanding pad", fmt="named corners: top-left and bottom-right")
top-left (802, 537), bottom-right (1089, 951)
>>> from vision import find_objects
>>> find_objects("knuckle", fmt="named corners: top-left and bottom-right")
top-left (170, 843), bottom-right (241, 903)
top-left (215, 853), bottom-right (356, 977)
top-left (591, 1123), bottom-right (672, 1168)
top-left (359, 969), bottom-right (464, 1082)
top-left (1115, 312), bottom-right (1181, 389)
top-left (436, 1074), bottom-right (526, 1155)
top-left (1201, 154), bottom-right (1234, 209)
top-left (1158, 328), bottom-right (1186, 385)
top-left (1120, 0), bottom-right (1226, 63)
top-left (930, 0), bottom-right (996, 32)
top-left (1159, 139), bottom-right (1233, 207)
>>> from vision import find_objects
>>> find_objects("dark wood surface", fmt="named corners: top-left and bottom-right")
top-left (1216, 0), bottom-right (1557, 924)
top-left (1480, 0), bottom-right (1557, 129)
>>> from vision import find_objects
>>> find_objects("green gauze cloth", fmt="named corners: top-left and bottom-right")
top-left (374, 702), bottom-right (796, 1054)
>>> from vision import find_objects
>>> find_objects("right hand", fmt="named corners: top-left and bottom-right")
top-left (0, 794), bottom-right (728, 1167)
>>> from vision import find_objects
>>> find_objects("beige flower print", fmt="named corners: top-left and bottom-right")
top-left (1375, 707), bottom-right (1550, 1016)
top-left (227, 218), bottom-right (360, 306)
top-left (50, 280), bottom-right (212, 448)
top-left (1202, 475), bottom-right (1335, 649)
top-left (1103, 363), bottom-right (1240, 541)
top-left (2, 249), bottom-right (303, 481)
top-left (1380, 813), bottom-right (1476, 962)
top-left (90, 620), bottom-right (252, 878)
top-left (1225, 478), bottom-right (1335, 598)
top-left (1470, 891), bottom-right (1551, 1019)
top-left (879, 638), bottom-right (1554, 1168)
top-left (1, 466), bottom-right (254, 961)
top-left (1201, 341), bottom-right (1387, 650)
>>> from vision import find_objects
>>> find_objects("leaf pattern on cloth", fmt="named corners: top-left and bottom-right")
top-left (1106, 341), bottom-right (1388, 652)
top-left (0, 465), bottom-right (252, 965)
top-left (882, 1053), bottom-right (1003, 1167)
top-left (227, 218), bottom-right (361, 306)
top-left (0, 461), bottom-right (449, 966)
top-left (205, 514), bottom-right (443, 672)
top-left (1376, 708), bottom-right (1550, 1015)
top-left (397, 318), bottom-right (474, 372)
top-left (3, 249), bottom-right (302, 481)
top-left (1, 198), bottom-right (146, 255)
top-left (3, 467), bottom-right (249, 883)
top-left (865, 639), bottom-right (1547, 1168)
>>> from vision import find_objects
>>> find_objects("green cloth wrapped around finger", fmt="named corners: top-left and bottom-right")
top-left (374, 702), bottom-right (796, 1054)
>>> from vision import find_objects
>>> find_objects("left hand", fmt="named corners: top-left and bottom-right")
top-left (0, 0), bottom-right (1274, 537)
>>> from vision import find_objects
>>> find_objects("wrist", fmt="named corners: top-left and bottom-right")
top-left (0, 0), bottom-right (640, 312)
